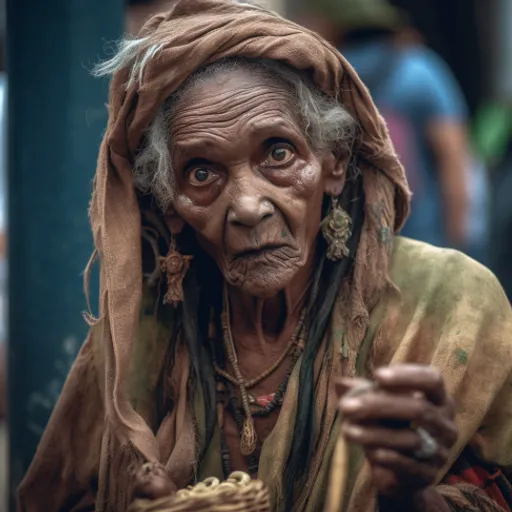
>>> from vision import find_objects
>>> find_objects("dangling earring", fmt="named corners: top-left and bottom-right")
top-left (321, 196), bottom-right (352, 261)
top-left (159, 235), bottom-right (193, 307)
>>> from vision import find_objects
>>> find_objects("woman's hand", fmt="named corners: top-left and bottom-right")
top-left (336, 365), bottom-right (458, 508)
top-left (131, 462), bottom-right (176, 502)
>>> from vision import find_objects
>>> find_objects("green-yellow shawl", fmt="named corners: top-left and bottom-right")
top-left (18, 237), bottom-right (512, 511)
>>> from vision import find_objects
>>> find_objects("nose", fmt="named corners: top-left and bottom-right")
top-left (227, 195), bottom-right (275, 227)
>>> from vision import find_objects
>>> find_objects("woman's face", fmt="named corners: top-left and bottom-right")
top-left (169, 68), bottom-right (344, 298)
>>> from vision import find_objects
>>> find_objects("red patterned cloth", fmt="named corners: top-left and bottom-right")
top-left (442, 446), bottom-right (512, 511)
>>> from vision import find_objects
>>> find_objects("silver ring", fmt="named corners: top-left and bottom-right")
top-left (414, 426), bottom-right (438, 460)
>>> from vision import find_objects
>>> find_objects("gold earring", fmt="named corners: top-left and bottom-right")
top-left (321, 196), bottom-right (352, 261)
top-left (159, 235), bottom-right (193, 307)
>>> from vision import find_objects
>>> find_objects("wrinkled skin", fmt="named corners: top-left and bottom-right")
top-left (165, 68), bottom-right (457, 509)
top-left (337, 365), bottom-right (457, 510)
top-left (131, 462), bottom-right (177, 501)
top-left (169, 69), bottom-right (344, 300)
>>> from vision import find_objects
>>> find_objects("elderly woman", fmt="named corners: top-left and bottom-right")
top-left (18, 1), bottom-right (512, 511)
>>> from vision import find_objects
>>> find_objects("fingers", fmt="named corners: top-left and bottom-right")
top-left (336, 367), bottom-right (458, 501)
top-left (370, 460), bottom-right (433, 499)
top-left (337, 366), bottom-right (455, 414)
top-left (366, 449), bottom-right (438, 488)
top-left (334, 377), bottom-right (371, 398)
top-left (341, 393), bottom-right (423, 421)
top-left (374, 365), bottom-right (447, 406)
top-left (342, 423), bottom-right (451, 466)
top-left (342, 423), bottom-right (420, 452)
top-left (340, 392), bottom-right (458, 447)
top-left (424, 413), bottom-right (458, 447)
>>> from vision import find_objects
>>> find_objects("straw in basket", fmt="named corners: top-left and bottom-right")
top-left (129, 471), bottom-right (270, 512)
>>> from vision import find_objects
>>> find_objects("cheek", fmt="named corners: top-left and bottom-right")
top-left (173, 194), bottom-right (221, 242)
top-left (292, 162), bottom-right (324, 199)
top-left (281, 162), bottom-right (324, 234)
top-left (180, 177), bottom-right (226, 207)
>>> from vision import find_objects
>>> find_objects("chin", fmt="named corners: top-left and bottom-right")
top-left (225, 264), bottom-right (300, 298)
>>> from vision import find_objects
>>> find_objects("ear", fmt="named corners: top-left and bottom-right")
top-left (323, 151), bottom-right (350, 197)
top-left (163, 205), bottom-right (186, 235)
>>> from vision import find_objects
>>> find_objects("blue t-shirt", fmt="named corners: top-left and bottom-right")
top-left (343, 41), bottom-right (468, 247)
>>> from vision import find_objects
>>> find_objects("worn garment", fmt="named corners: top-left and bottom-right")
top-left (16, 0), bottom-right (512, 510)
top-left (18, 237), bottom-right (512, 511)
top-left (441, 446), bottom-right (512, 511)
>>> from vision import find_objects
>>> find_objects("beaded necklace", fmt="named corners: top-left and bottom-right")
top-left (211, 286), bottom-right (307, 476)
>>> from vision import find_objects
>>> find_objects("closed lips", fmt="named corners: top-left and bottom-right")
top-left (233, 244), bottom-right (290, 259)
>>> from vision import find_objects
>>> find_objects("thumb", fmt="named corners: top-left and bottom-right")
top-left (334, 376), bottom-right (373, 399)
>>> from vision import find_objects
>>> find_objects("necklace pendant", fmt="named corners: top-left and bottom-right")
top-left (240, 416), bottom-right (257, 456)
top-left (254, 393), bottom-right (276, 408)
top-left (248, 393), bottom-right (276, 408)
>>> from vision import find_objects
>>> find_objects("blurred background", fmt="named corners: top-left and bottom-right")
top-left (2, 0), bottom-right (512, 509)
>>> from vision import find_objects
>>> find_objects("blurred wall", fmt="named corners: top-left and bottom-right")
top-left (495, 0), bottom-right (512, 101)
top-left (7, 0), bottom-right (123, 506)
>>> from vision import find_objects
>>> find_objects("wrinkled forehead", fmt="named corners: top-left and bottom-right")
top-left (170, 65), bottom-right (298, 121)
top-left (169, 68), bottom-right (304, 160)
top-left (168, 65), bottom-right (303, 141)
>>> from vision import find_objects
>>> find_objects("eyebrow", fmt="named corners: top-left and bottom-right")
top-left (182, 157), bottom-right (212, 170)
top-left (172, 117), bottom-right (304, 164)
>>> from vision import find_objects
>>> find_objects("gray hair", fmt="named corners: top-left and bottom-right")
top-left (94, 42), bottom-right (359, 210)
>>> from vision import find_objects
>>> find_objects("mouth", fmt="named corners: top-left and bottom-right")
top-left (233, 244), bottom-right (290, 261)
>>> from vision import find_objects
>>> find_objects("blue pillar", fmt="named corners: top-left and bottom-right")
top-left (6, 0), bottom-right (123, 507)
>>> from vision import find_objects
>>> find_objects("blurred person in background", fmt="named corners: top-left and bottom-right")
top-left (473, 102), bottom-right (512, 298)
top-left (303, 0), bottom-right (488, 262)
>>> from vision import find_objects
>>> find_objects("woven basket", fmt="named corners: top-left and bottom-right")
top-left (128, 472), bottom-right (270, 512)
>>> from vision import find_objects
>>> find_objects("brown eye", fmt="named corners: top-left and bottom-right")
top-left (271, 148), bottom-right (289, 161)
top-left (194, 169), bottom-right (209, 182)
top-left (188, 167), bottom-right (218, 187)
top-left (263, 145), bottom-right (295, 167)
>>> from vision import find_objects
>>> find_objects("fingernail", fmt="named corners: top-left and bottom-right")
top-left (343, 424), bottom-right (363, 438)
top-left (341, 398), bottom-right (361, 411)
top-left (376, 368), bottom-right (393, 379)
